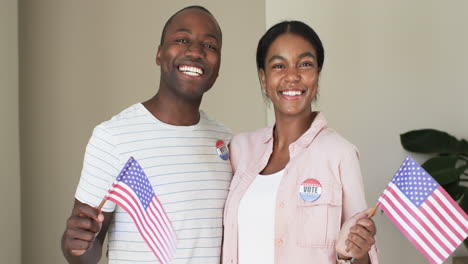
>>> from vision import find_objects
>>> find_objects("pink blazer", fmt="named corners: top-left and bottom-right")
top-left (222, 112), bottom-right (378, 264)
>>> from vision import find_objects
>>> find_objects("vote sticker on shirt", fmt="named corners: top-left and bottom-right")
top-left (216, 140), bottom-right (229, 160)
top-left (299, 179), bottom-right (322, 202)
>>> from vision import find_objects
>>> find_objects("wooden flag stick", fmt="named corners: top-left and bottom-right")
top-left (344, 203), bottom-right (380, 253)
top-left (96, 157), bottom-right (135, 212)
top-left (96, 196), bottom-right (107, 211)
top-left (368, 203), bottom-right (379, 218)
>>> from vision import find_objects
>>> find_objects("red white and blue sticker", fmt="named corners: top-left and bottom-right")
top-left (299, 179), bottom-right (322, 202)
top-left (216, 140), bottom-right (229, 160)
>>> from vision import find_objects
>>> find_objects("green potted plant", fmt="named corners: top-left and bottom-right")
top-left (400, 129), bottom-right (468, 249)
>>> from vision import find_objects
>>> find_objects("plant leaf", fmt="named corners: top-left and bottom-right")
top-left (459, 187), bottom-right (468, 215)
top-left (460, 139), bottom-right (468, 154)
top-left (400, 129), bottom-right (466, 154)
top-left (458, 188), bottom-right (468, 249)
top-left (421, 156), bottom-right (459, 185)
top-left (441, 181), bottom-right (465, 201)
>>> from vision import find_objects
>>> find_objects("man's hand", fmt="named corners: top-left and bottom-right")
top-left (336, 208), bottom-right (377, 262)
top-left (62, 200), bottom-right (105, 258)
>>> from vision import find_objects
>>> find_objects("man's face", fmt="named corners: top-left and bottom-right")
top-left (157, 9), bottom-right (222, 101)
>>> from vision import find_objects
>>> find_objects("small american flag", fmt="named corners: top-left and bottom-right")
top-left (105, 157), bottom-right (177, 264)
top-left (378, 156), bottom-right (468, 264)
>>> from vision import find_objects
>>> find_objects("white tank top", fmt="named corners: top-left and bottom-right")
top-left (238, 170), bottom-right (284, 264)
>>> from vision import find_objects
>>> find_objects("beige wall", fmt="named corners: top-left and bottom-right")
top-left (18, 0), bottom-right (265, 263)
top-left (266, 0), bottom-right (468, 263)
top-left (0, 0), bottom-right (21, 263)
top-left (15, 0), bottom-right (467, 263)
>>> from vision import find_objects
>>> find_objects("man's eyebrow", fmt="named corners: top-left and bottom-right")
top-left (298, 52), bottom-right (316, 60)
top-left (205, 33), bottom-right (220, 42)
top-left (176, 28), bottom-right (192, 34)
top-left (175, 28), bottom-right (220, 43)
top-left (267, 55), bottom-right (285, 64)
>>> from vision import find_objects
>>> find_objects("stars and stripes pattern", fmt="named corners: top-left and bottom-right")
top-left (105, 157), bottom-right (177, 264)
top-left (378, 156), bottom-right (468, 264)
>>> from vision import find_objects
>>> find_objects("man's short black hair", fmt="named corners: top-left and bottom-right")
top-left (159, 5), bottom-right (221, 45)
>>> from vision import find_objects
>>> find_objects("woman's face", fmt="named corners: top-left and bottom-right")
top-left (260, 33), bottom-right (319, 118)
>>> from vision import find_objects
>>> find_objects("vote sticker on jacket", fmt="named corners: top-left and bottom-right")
top-left (299, 179), bottom-right (322, 202)
top-left (216, 140), bottom-right (229, 160)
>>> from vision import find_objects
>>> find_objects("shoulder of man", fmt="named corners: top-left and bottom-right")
top-left (200, 110), bottom-right (233, 136)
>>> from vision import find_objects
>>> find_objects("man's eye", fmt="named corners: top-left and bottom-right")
top-left (272, 64), bottom-right (285, 69)
top-left (175, 39), bottom-right (188, 43)
top-left (203, 43), bottom-right (217, 51)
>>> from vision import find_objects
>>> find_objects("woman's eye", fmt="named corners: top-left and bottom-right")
top-left (300, 62), bottom-right (314, 67)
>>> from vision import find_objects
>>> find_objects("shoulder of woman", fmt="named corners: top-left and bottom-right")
top-left (317, 127), bottom-right (358, 151)
top-left (232, 126), bottom-right (271, 146)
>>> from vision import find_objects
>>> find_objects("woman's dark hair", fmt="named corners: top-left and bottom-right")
top-left (256, 20), bottom-right (324, 72)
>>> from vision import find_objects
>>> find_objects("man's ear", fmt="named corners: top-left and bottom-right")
top-left (156, 45), bottom-right (161, 65)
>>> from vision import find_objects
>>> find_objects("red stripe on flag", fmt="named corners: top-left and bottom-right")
top-left (435, 187), bottom-right (468, 223)
top-left (419, 204), bottom-right (458, 249)
top-left (386, 187), bottom-right (452, 256)
top-left (111, 184), bottom-right (172, 254)
top-left (111, 184), bottom-right (173, 260)
top-left (382, 188), bottom-right (445, 262)
top-left (151, 197), bottom-right (177, 242)
top-left (149, 203), bottom-right (177, 248)
top-left (147, 202), bottom-right (176, 251)
top-left (432, 188), bottom-right (468, 238)
top-left (379, 198), bottom-right (438, 264)
top-left (107, 194), bottom-right (167, 264)
top-left (425, 197), bottom-right (464, 242)
top-left (108, 184), bottom-right (172, 263)
top-left (149, 203), bottom-right (177, 251)
top-left (107, 190), bottom-right (170, 264)
top-left (148, 199), bottom-right (177, 246)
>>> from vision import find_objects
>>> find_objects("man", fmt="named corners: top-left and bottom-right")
top-left (61, 6), bottom-right (231, 263)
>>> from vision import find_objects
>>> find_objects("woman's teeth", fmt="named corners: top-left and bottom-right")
top-left (179, 65), bottom-right (203, 76)
top-left (281, 90), bottom-right (302, 96)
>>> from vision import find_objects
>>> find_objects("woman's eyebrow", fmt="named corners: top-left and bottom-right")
top-left (298, 52), bottom-right (316, 60)
top-left (267, 55), bottom-right (285, 64)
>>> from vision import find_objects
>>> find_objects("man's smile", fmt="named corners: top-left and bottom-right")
top-left (178, 65), bottom-right (204, 77)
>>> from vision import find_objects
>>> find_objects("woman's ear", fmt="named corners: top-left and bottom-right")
top-left (259, 69), bottom-right (267, 95)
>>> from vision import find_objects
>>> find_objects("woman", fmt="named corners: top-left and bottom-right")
top-left (223, 21), bottom-right (378, 264)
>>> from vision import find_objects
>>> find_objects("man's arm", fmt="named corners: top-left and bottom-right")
top-left (61, 199), bottom-right (113, 264)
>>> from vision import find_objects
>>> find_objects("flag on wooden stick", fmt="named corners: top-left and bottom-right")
top-left (101, 157), bottom-right (177, 264)
top-left (378, 156), bottom-right (468, 264)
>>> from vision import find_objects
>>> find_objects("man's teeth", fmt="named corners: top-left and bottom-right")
top-left (179, 66), bottom-right (203, 76)
top-left (281, 90), bottom-right (302, 96)
top-left (182, 71), bottom-right (200, 76)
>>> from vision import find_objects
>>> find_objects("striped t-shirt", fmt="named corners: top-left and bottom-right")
top-left (75, 103), bottom-right (232, 263)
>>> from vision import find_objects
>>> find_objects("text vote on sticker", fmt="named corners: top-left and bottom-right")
top-left (216, 140), bottom-right (229, 160)
top-left (299, 179), bottom-right (322, 202)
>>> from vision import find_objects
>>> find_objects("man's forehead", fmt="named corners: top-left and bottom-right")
top-left (167, 9), bottom-right (221, 38)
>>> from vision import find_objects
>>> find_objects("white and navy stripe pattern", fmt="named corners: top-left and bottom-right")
top-left (75, 103), bottom-right (232, 263)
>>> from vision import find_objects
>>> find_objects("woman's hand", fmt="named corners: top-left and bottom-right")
top-left (335, 208), bottom-right (376, 262)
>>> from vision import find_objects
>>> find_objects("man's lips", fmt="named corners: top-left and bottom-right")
top-left (178, 64), bottom-right (204, 77)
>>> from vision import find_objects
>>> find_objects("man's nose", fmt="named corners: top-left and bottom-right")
top-left (185, 41), bottom-right (205, 58)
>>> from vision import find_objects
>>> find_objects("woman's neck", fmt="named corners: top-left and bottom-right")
top-left (273, 111), bottom-right (317, 150)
